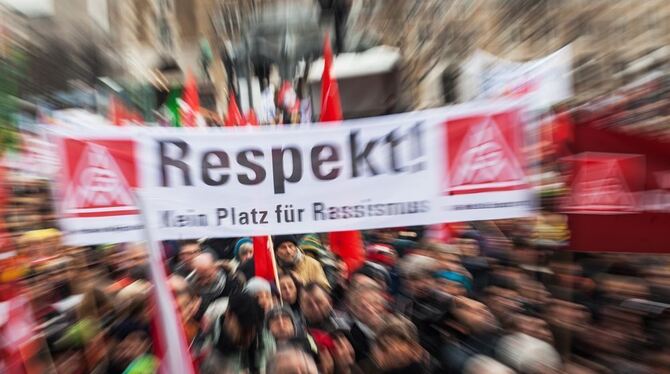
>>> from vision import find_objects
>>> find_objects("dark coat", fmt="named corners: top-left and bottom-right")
top-left (348, 322), bottom-right (373, 364)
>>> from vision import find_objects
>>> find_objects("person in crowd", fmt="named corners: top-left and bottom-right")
top-left (510, 312), bottom-right (554, 345)
top-left (347, 284), bottom-right (388, 364)
top-left (245, 276), bottom-right (275, 313)
top-left (352, 262), bottom-right (391, 291)
top-left (107, 327), bottom-right (157, 374)
top-left (168, 275), bottom-right (202, 344)
top-left (188, 252), bottom-right (243, 322)
top-left (300, 233), bottom-right (341, 288)
top-left (359, 314), bottom-right (432, 374)
top-left (279, 272), bottom-right (303, 313)
top-left (300, 282), bottom-right (343, 333)
top-left (263, 306), bottom-right (317, 360)
top-left (330, 331), bottom-right (361, 374)
top-left (171, 239), bottom-right (201, 278)
top-left (273, 235), bottom-right (330, 290)
top-left (266, 346), bottom-right (319, 374)
top-left (496, 332), bottom-right (563, 374)
top-left (433, 270), bottom-right (472, 297)
top-left (231, 237), bottom-right (254, 273)
top-left (209, 292), bottom-right (265, 373)
top-left (440, 297), bottom-right (501, 373)
top-left (462, 355), bottom-right (514, 374)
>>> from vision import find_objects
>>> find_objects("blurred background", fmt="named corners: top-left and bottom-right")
top-left (1, 1), bottom-right (670, 374)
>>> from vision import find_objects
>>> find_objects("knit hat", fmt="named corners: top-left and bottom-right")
top-left (272, 235), bottom-right (299, 249)
top-left (434, 270), bottom-right (473, 292)
top-left (355, 261), bottom-right (391, 287)
top-left (244, 277), bottom-right (272, 296)
top-left (398, 254), bottom-right (434, 279)
top-left (366, 243), bottom-right (397, 268)
top-left (234, 237), bottom-right (253, 259)
top-left (299, 234), bottom-right (324, 257)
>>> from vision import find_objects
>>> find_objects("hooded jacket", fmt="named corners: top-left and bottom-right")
top-left (260, 306), bottom-right (318, 369)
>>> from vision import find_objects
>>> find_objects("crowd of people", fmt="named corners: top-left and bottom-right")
top-left (2, 219), bottom-right (670, 373)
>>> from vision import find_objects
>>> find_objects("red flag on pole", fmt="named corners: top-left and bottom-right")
top-left (253, 236), bottom-right (278, 283)
top-left (225, 91), bottom-right (245, 127)
top-left (320, 33), bottom-right (343, 123)
top-left (319, 33), bottom-right (365, 274)
top-left (181, 72), bottom-right (200, 127)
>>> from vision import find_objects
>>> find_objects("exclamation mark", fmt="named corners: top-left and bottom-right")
top-left (411, 121), bottom-right (426, 172)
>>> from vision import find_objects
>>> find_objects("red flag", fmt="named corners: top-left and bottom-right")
top-left (225, 92), bottom-right (245, 127)
top-left (181, 72), bottom-right (200, 127)
top-left (320, 33), bottom-right (343, 123)
top-left (319, 33), bottom-right (364, 273)
top-left (246, 110), bottom-right (258, 126)
top-left (253, 236), bottom-right (277, 283)
top-left (147, 243), bottom-right (196, 374)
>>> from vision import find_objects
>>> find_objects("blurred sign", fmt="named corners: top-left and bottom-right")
top-left (61, 139), bottom-right (139, 217)
top-left (460, 45), bottom-right (573, 109)
top-left (51, 100), bottom-right (534, 245)
top-left (446, 110), bottom-right (527, 194)
top-left (567, 123), bottom-right (670, 252)
top-left (2, 133), bottom-right (59, 179)
top-left (563, 153), bottom-right (645, 214)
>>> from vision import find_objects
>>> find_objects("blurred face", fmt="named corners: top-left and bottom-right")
top-left (546, 300), bottom-right (589, 332)
top-left (271, 349), bottom-right (318, 374)
top-left (372, 336), bottom-right (419, 370)
top-left (170, 280), bottom-right (200, 322)
top-left (113, 332), bottom-right (150, 367)
top-left (194, 267), bottom-right (215, 289)
top-left (350, 288), bottom-right (386, 330)
top-left (127, 246), bottom-right (148, 268)
top-left (515, 314), bottom-right (553, 344)
top-left (456, 238), bottom-right (479, 257)
top-left (453, 297), bottom-right (498, 334)
top-left (406, 275), bottom-right (432, 298)
top-left (350, 273), bottom-right (379, 290)
top-left (486, 287), bottom-right (523, 319)
top-left (277, 241), bottom-right (298, 263)
top-left (269, 314), bottom-right (295, 341)
top-left (179, 243), bottom-right (199, 265)
top-left (279, 276), bottom-right (298, 304)
top-left (331, 334), bottom-right (355, 370)
top-left (238, 244), bottom-right (254, 262)
top-left (257, 290), bottom-right (274, 312)
top-left (224, 312), bottom-right (256, 348)
top-left (300, 287), bottom-right (332, 324)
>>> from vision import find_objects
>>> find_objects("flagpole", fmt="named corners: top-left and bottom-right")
top-left (266, 235), bottom-right (283, 305)
top-left (136, 194), bottom-right (195, 374)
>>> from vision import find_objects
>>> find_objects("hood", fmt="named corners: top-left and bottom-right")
top-left (265, 305), bottom-right (305, 338)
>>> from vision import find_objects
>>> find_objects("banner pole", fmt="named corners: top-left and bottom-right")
top-left (136, 194), bottom-right (195, 374)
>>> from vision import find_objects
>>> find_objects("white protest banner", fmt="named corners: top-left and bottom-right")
top-left (459, 45), bottom-right (573, 109)
top-left (50, 99), bottom-right (534, 245)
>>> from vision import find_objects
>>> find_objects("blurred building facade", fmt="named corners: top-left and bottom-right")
top-left (347, 0), bottom-right (670, 110)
